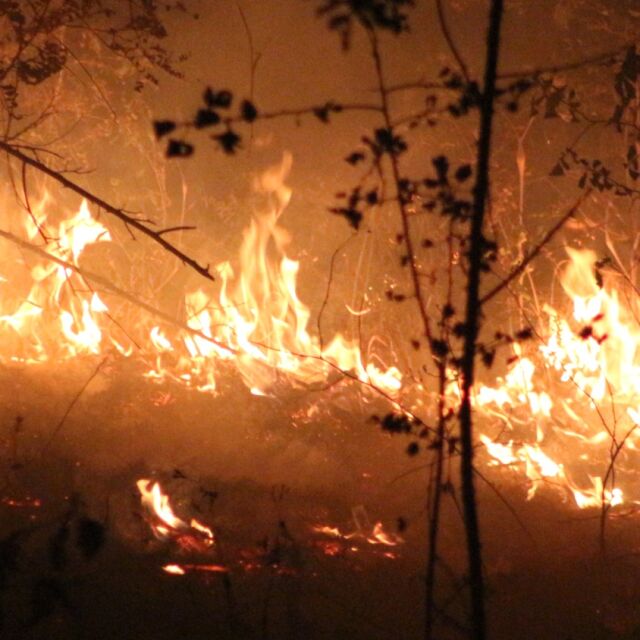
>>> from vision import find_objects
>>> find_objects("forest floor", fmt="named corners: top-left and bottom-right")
top-left (1, 358), bottom-right (640, 640)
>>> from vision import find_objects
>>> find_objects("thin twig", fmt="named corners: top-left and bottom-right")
top-left (480, 188), bottom-right (593, 306)
top-left (20, 161), bottom-right (49, 242)
top-left (498, 45), bottom-right (628, 79)
top-left (317, 234), bottom-right (355, 351)
top-left (38, 356), bottom-right (108, 457)
top-left (435, 0), bottom-right (470, 83)
top-left (156, 225), bottom-right (197, 236)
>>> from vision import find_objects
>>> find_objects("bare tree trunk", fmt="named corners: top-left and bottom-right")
top-left (459, 1), bottom-right (504, 639)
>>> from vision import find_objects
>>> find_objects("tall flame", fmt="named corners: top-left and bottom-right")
top-left (0, 156), bottom-right (401, 398)
top-left (146, 153), bottom-right (402, 396)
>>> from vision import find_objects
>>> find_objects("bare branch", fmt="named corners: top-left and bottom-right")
top-left (480, 188), bottom-right (593, 306)
top-left (498, 45), bottom-right (628, 80)
top-left (156, 225), bottom-right (197, 236)
top-left (435, 0), bottom-right (470, 83)
top-left (0, 140), bottom-right (214, 281)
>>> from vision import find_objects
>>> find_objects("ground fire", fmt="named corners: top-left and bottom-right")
top-left (2, 171), bottom-right (634, 514)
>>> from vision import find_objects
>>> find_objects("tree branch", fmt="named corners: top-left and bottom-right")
top-left (0, 140), bottom-right (214, 281)
top-left (435, 0), bottom-right (470, 83)
top-left (497, 45), bottom-right (628, 79)
top-left (480, 188), bottom-right (593, 306)
top-left (458, 2), bottom-right (504, 638)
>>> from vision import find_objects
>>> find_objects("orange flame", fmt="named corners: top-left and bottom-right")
top-left (476, 247), bottom-right (640, 509)
top-left (136, 478), bottom-right (214, 548)
top-left (146, 153), bottom-right (402, 396)
top-left (0, 157), bottom-right (400, 398)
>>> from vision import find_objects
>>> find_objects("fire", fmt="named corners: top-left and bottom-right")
top-left (476, 247), bottom-right (640, 510)
top-left (0, 197), bottom-right (112, 359)
top-left (312, 506), bottom-right (403, 549)
top-left (146, 152), bottom-right (402, 396)
top-left (162, 563), bottom-right (228, 575)
top-left (4, 159), bottom-right (637, 517)
top-left (0, 156), bottom-right (401, 396)
top-left (136, 478), bottom-right (215, 550)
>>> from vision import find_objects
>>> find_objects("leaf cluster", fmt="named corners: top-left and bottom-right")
top-left (154, 87), bottom-right (259, 157)
top-left (316, 0), bottom-right (415, 49)
top-left (0, 0), bottom-right (193, 121)
top-left (551, 148), bottom-right (640, 195)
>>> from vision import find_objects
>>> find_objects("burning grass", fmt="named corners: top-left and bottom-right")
top-left (3, 155), bottom-right (640, 637)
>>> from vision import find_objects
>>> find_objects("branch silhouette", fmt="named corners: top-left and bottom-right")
top-left (0, 140), bottom-right (213, 281)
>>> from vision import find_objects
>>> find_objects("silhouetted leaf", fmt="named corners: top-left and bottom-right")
top-left (579, 325), bottom-right (593, 340)
top-left (214, 130), bottom-right (241, 154)
top-left (455, 164), bottom-right (472, 182)
top-left (373, 127), bottom-right (407, 156)
top-left (195, 109), bottom-right (220, 128)
top-left (377, 412), bottom-right (413, 434)
top-left (345, 151), bottom-right (365, 165)
top-left (481, 350), bottom-right (495, 368)
top-left (214, 90), bottom-right (233, 108)
top-left (406, 441), bottom-right (419, 456)
top-left (549, 162), bottom-right (565, 177)
top-left (317, 0), bottom-right (413, 48)
top-left (313, 105), bottom-right (330, 123)
top-left (204, 87), bottom-right (233, 108)
top-left (153, 119), bottom-right (176, 139)
top-left (329, 206), bottom-right (362, 229)
top-left (241, 99), bottom-right (258, 122)
top-left (432, 155), bottom-right (449, 180)
top-left (166, 139), bottom-right (194, 157)
top-left (453, 322), bottom-right (467, 337)
top-left (515, 328), bottom-right (533, 341)
top-left (442, 303), bottom-right (455, 318)
top-left (430, 339), bottom-right (448, 357)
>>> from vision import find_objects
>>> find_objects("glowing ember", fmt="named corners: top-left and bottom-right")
top-left (1, 496), bottom-right (42, 508)
top-left (162, 563), bottom-right (228, 575)
top-left (367, 521), bottom-right (402, 546)
top-left (312, 511), bottom-right (403, 550)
